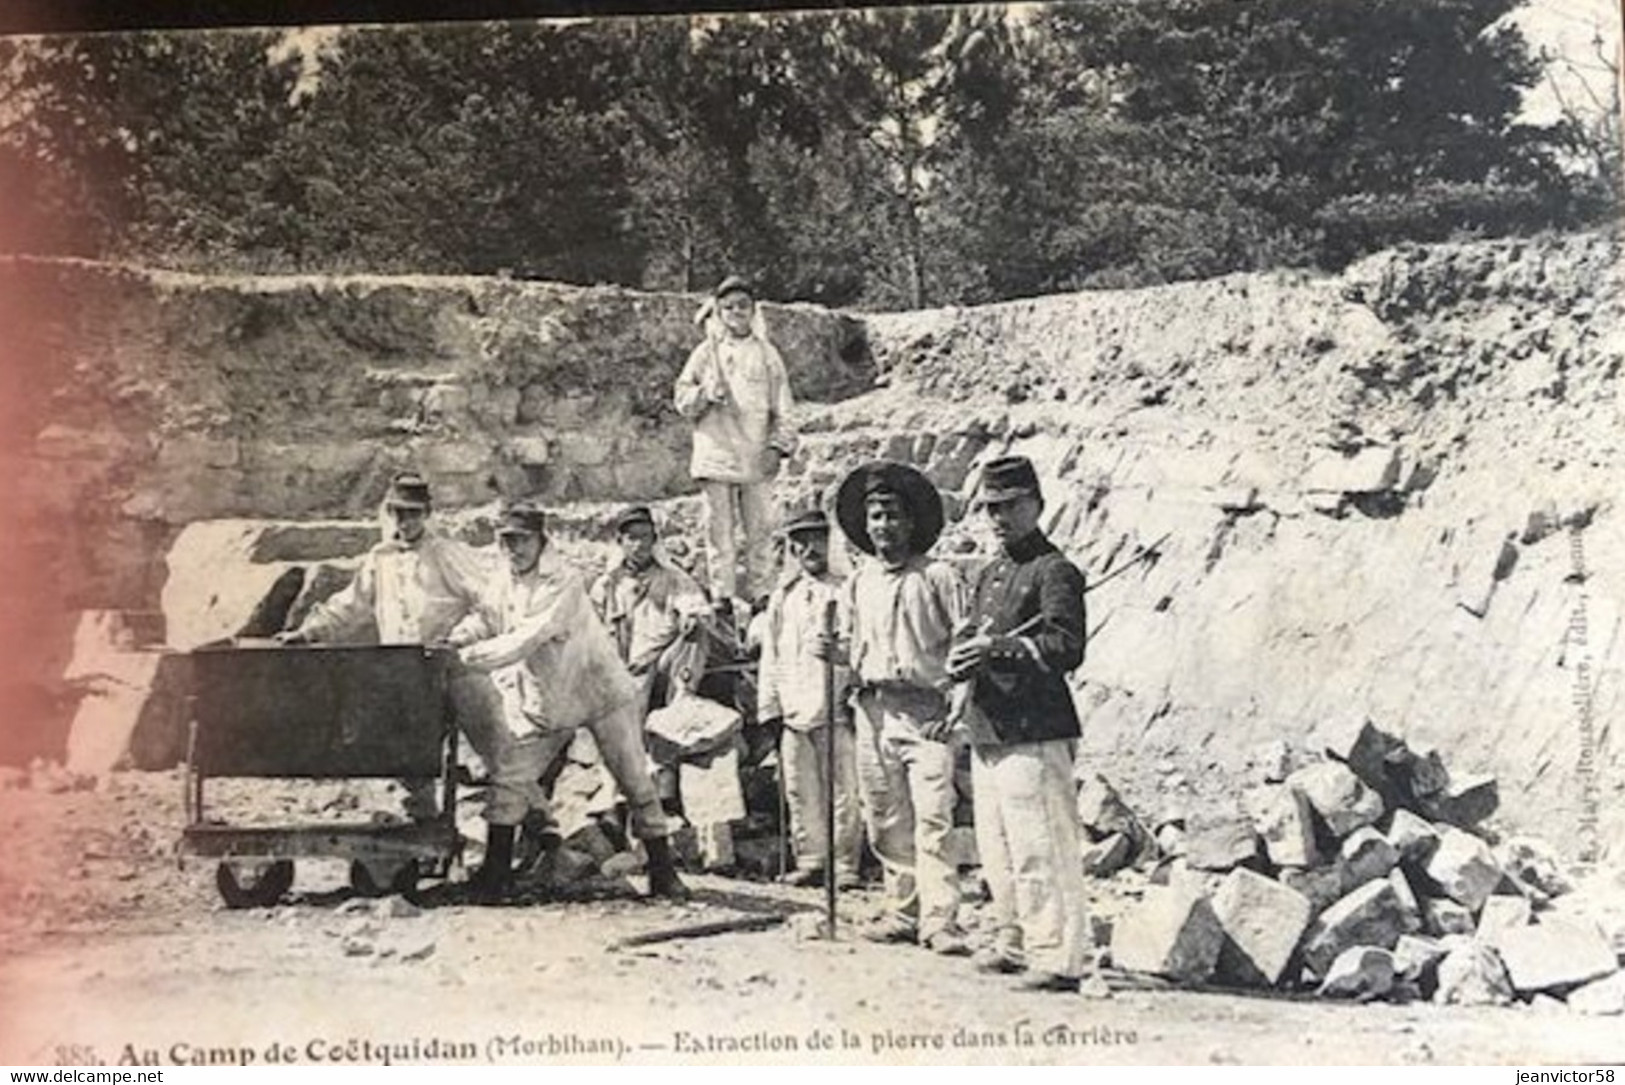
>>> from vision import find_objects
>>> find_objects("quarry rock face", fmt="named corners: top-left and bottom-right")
top-left (5, 231), bottom-right (1623, 868)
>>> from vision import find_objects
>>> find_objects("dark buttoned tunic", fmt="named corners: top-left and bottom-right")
top-left (963, 529), bottom-right (1086, 746)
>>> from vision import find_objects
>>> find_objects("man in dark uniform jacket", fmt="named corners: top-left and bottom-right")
top-left (947, 455), bottom-right (1092, 992)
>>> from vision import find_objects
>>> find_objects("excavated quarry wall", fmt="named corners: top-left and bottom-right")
top-left (0, 257), bottom-right (868, 764)
top-left (797, 231), bottom-right (1624, 862)
top-left (2, 233), bottom-right (1621, 860)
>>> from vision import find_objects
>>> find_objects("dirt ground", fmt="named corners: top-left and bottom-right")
top-left (0, 774), bottom-right (1621, 1068)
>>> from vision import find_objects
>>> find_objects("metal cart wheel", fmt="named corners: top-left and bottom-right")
top-left (215, 859), bottom-right (295, 908)
top-left (348, 858), bottom-right (419, 898)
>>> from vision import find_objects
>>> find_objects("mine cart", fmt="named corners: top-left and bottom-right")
top-left (179, 643), bottom-right (462, 908)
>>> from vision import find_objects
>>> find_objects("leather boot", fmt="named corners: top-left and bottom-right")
top-left (468, 824), bottom-right (516, 902)
top-left (643, 835), bottom-right (691, 902)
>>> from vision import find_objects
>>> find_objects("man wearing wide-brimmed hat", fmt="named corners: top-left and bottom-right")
top-left (278, 470), bottom-right (491, 821)
top-left (448, 499), bottom-right (689, 902)
top-left (947, 455), bottom-right (1091, 992)
top-left (757, 508), bottom-right (862, 890)
top-left (673, 275), bottom-right (797, 614)
top-left (833, 460), bottom-right (973, 955)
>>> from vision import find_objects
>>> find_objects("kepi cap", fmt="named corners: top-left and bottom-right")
top-left (384, 471), bottom-right (432, 510)
top-left (778, 508), bottom-right (831, 538)
top-left (611, 504), bottom-right (656, 535)
top-left (976, 455), bottom-right (1043, 506)
top-left (496, 499), bottom-right (547, 537)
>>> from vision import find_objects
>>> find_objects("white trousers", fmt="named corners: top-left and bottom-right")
top-left (781, 722), bottom-right (862, 875)
top-left (701, 479), bottom-right (774, 602)
top-left (971, 739), bottom-right (1091, 978)
top-left (854, 687), bottom-right (961, 939)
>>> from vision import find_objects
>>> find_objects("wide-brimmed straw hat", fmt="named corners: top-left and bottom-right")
top-left (834, 460), bottom-right (944, 556)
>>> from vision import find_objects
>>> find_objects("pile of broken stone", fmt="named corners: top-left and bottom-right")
top-left (1075, 720), bottom-right (1623, 1012)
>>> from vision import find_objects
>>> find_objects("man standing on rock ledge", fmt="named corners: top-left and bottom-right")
top-left (674, 274), bottom-right (797, 618)
top-left (834, 460), bottom-right (972, 956)
top-left (947, 455), bottom-right (1092, 992)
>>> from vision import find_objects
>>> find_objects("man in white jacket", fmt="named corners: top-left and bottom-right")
top-left (448, 500), bottom-right (689, 901)
top-left (756, 509), bottom-right (862, 890)
top-left (277, 471), bottom-right (489, 822)
top-left (673, 275), bottom-right (796, 613)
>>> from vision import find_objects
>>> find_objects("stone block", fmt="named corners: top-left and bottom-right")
top-left (1076, 773), bottom-right (1145, 843)
top-left (1318, 946), bottom-right (1396, 1001)
top-left (1300, 879), bottom-right (1416, 979)
top-left (1110, 886), bottom-right (1225, 984)
top-left (1340, 827), bottom-right (1399, 888)
top-left (552, 432), bottom-right (615, 467)
top-left (1496, 836), bottom-right (1572, 900)
top-left (1211, 868), bottom-right (1313, 987)
top-left (1245, 785), bottom-right (1318, 868)
top-left (1423, 897), bottom-right (1475, 938)
top-left (1304, 445), bottom-right (1402, 494)
top-left (1389, 743), bottom-right (1450, 802)
top-left (1253, 739), bottom-right (1291, 783)
top-left (508, 436), bottom-right (551, 467)
top-left (415, 440), bottom-right (492, 475)
top-left (1476, 895), bottom-right (1532, 939)
top-left (1385, 809), bottom-right (1441, 865)
top-left (1424, 827), bottom-right (1503, 912)
top-left (1289, 762), bottom-right (1385, 839)
top-left (1082, 832), bottom-right (1133, 878)
top-left (1434, 942), bottom-right (1515, 1006)
top-left (1567, 972), bottom-right (1625, 1016)
top-left (1418, 772), bottom-right (1499, 829)
top-left (1279, 865), bottom-right (1347, 917)
top-left (1393, 934), bottom-right (1449, 987)
top-left (1186, 815), bottom-right (1262, 872)
top-left (1156, 824), bottom-right (1187, 859)
top-left (1387, 869), bottom-right (1423, 935)
top-left (1492, 920), bottom-right (1618, 994)
top-left (1321, 717), bottom-right (1398, 791)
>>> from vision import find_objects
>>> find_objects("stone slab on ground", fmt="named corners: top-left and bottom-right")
top-left (1434, 942), bottom-right (1515, 1007)
top-left (1318, 946), bottom-right (1397, 1001)
top-left (1566, 971), bottom-right (1625, 1016)
top-left (1476, 895), bottom-right (1532, 939)
top-left (1491, 919), bottom-right (1618, 995)
top-left (1210, 868), bottom-right (1313, 988)
top-left (1110, 885), bottom-right (1225, 984)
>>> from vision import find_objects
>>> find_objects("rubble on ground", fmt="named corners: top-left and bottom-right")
top-left (1083, 719), bottom-right (1623, 1010)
